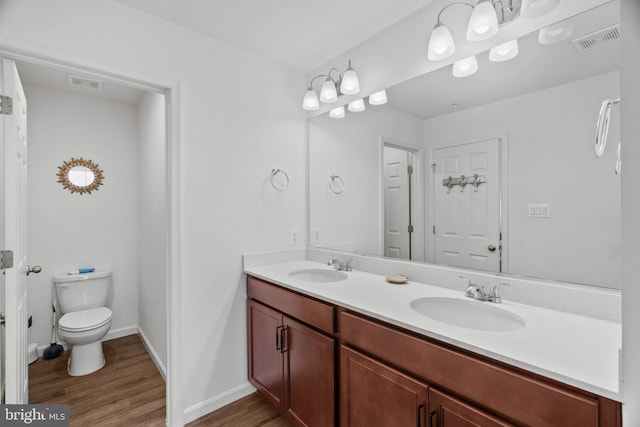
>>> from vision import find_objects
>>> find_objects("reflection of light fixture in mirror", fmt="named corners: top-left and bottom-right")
top-left (369, 90), bottom-right (388, 105)
top-left (428, 23), bottom-right (456, 60)
top-left (466, 0), bottom-right (499, 41)
top-left (329, 106), bottom-right (345, 118)
top-left (489, 39), bottom-right (519, 62)
top-left (348, 99), bottom-right (366, 112)
top-left (453, 55), bottom-right (478, 77)
top-left (538, 21), bottom-right (574, 44)
top-left (302, 60), bottom-right (360, 110)
top-left (521, 0), bottom-right (559, 19)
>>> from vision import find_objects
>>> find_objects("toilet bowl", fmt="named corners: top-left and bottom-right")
top-left (53, 270), bottom-right (113, 376)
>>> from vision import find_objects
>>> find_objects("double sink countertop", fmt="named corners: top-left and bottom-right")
top-left (244, 259), bottom-right (621, 401)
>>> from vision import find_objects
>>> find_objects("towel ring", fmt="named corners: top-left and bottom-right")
top-left (329, 174), bottom-right (344, 194)
top-left (271, 169), bottom-right (289, 191)
top-left (595, 98), bottom-right (620, 158)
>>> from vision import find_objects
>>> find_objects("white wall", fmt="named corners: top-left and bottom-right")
top-left (0, 0), bottom-right (306, 418)
top-left (25, 84), bottom-right (139, 348)
top-left (621, 0), bottom-right (640, 423)
top-left (137, 91), bottom-right (167, 374)
top-left (422, 71), bottom-right (621, 288)
top-left (309, 105), bottom-right (424, 255)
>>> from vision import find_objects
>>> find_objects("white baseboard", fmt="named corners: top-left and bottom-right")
top-left (137, 326), bottom-right (167, 380)
top-left (104, 325), bottom-right (138, 342)
top-left (183, 382), bottom-right (256, 424)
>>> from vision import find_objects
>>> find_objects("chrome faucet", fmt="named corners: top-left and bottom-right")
top-left (460, 276), bottom-right (510, 304)
top-left (487, 283), bottom-right (510, 304)
top-left (327, 256), bottom-right (353, 272)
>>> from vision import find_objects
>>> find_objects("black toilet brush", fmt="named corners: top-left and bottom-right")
top-left (43, 301), bottom-right (63, 359)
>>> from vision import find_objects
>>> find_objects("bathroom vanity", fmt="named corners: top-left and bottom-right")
top-left (245, 257), bottom-right (622, 427)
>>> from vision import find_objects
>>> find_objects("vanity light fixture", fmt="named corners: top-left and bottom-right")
top-left (520, 0), bottom-right (559, 19)
top-left (453, 55), bottom-right (479, 77)
top-left (538, 21), bottom-right (574, 44)
top-left (329, 106), bottom-right (346, 118)
top-left (466, 0), bottom-right (500, 42)
top-left (302, 59), bottom-right (360, 111)
top-left (489, 39), bottom-right (519, 62)
top-left (348, 99), bottom-right (366, 112)
top-left (369, 90), bottom-right (388, 105)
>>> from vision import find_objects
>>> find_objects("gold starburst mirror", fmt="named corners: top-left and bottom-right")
top-left (57, 157), bottom-right (104, 195)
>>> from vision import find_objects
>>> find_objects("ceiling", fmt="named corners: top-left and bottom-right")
top-left (113, 0), bottom-right (437, 72)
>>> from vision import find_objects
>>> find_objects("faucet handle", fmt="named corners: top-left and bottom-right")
top-left (458, 275), bottom-right (472, 286)
top-left (488, 283), bottom-right (510, 303)
top-left (345, 259), bottom-right (354, 272)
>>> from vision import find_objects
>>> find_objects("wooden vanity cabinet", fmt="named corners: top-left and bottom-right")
top-left (428, 388), bottom-right (515, 427)
top-left (247, 276), bottom-right (336, 427)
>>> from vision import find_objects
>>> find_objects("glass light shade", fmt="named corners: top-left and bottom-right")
top-left (428, 23), bottom-right (455, 61)
top-left (319, 78), bottom-right (338, 103)
top-left (340, 62), bottom-right (360, 95)
top-left (466, 0), bottom-right (499, 42)
top-left (538, 22), bottom-right (574, 45)
top-left (348, 99), bottom-right (366, 112)
top-left (302, 89), bottom-right (319, 110)
top-left (452, 56), bottom-right (479, 77)
top-left (521, 0), bottom-right (560, 19)
top-left (329, 106), bottom-right (345, 118)
top-left (489, 39), bottom-right (519, 62)
top-left (369, 90), bottom-right (388, 105)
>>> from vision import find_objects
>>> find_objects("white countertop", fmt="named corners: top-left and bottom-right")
top-left (244, 259), bottom-right (621, 401)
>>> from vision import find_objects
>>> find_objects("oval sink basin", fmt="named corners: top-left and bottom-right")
top-left (410, 297), bottom-right (526, 332)
top-left (288, 268), bottom-right (348, 283)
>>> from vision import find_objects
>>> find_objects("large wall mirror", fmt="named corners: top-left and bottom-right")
top-left (309, 1), bottom-right (621, 289)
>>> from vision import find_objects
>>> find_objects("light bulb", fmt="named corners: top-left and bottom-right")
top-left (453, 56), bottom-right (478, 77)
top-left (348, 99), bottom-right (365, 112)
top-left (538, 22), bottom-right (574, 45)
top-left (329, 106), bottom-right (345, 118)
top-left (369, 90), bottom-right (387, 105)
top-left (489, 39), bottom-right (519, 62)
top-left (302, 88), bottom-right (319, 110)
top-left (466, 0), bottom-right (499, 42)
top-left (521, 0), bottom-right (560, 19)
top-left (319, 78), bottom-right (338, 103)
top-left (340, 60), bottom-right (360, 95)
top-left (428, 23), bottom-right (456, 61)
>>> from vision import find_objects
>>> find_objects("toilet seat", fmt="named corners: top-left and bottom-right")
top-left (59, 307), bottom-right (112, 332)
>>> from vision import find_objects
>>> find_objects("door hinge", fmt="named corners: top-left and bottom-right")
top-left (431, 163), bottom-right (436, 173)
top-left (432, 225), bottom-right (436, 235)
top-left (408, 164), bottom-right (414, 175)
top-left (0, 95), bottom-right (13, 115)
top-left (408, 225), bottom-right (414, 233)
top-left (1, 250), bottom-right (14, 269)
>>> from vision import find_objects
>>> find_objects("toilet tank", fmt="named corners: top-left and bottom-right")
top-left (53, 270), bottom-right (112, 313)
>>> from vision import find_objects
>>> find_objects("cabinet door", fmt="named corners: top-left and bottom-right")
top-left (340, 346), bottom-right (428, 427)
top-left (247, 300), bottom-right (284, 411)
top-left (284, 316), bottom-right (335, 427)
top-left (429, 389), bottom-right (515, 427)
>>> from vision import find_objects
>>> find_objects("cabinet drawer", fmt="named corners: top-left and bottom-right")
top-left (247, 275), bottom-right (335, 334)
top-left (340, 310), bottom-right (599, 427)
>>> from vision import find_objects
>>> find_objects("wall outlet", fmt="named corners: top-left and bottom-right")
top-left (312, 228), bottom-right (320, 243)
top-left (528, 204), bottom-right (550, 218)
top-left (289, 229), bottom-right (299, 245)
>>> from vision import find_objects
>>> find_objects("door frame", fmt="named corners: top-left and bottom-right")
top-left (0, 40), bottom-right (184, 426)
top-left (379, 136), bottom-right (425, 262)
top-left (428, 133), bottom-right (509, 272)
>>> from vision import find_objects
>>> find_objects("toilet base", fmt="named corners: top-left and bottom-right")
top-left (67, 340), bottom-right (105, 376)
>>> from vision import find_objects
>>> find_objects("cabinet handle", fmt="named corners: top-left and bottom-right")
top-left (417, 404), bottom-right (425, 427)
top-left (276, 326), bottom-right (283, 351)
top-left (428, 410), bottom-right (437, 427)
top-left (280, 326), bottom-right (288, 353)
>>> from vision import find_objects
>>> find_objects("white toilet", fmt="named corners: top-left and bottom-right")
top-left (53, 270), bottom-right (113, 376)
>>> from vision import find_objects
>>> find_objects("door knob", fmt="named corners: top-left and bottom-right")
top-left (0, 313), bottom-right (5, 326)
top-left (487, 245), bottom-right (496, 252)
top-left (27, 265), bottom-right (42, 276)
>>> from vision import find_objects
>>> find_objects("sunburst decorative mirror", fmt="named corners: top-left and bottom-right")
top-left (57, 157), bottom-right (104, 195)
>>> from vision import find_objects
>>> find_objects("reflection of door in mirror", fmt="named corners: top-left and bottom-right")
top-left (383, 146), bottom-right (416, 260)
top-left (433, 138), bottom-right (501, 272)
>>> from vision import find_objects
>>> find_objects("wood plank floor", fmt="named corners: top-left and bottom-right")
top-left (29, 334), bottom-right (166, 426)
top-left (186, 393), bottom-right (291, 427)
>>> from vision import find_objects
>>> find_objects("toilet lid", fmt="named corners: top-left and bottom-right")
top-left (59, 307), bottom-right (112, 331)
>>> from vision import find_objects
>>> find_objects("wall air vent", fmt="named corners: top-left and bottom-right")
top-left (66, 74), bottom-right (104, 91)
top-left (572, 24), bottom-right (620, 51)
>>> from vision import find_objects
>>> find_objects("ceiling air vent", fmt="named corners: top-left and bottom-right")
top-left (66, 74), bottom-right (103, 91)
top-left (572, 24), bottom-right (620, 51)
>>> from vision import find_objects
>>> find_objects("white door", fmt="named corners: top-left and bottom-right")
top-left (1, 58), bottom-right (29, 403)
top-left (383, 146), bottom-right (412, 259)
top-left (433, 138), bottom-right (501, 272)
